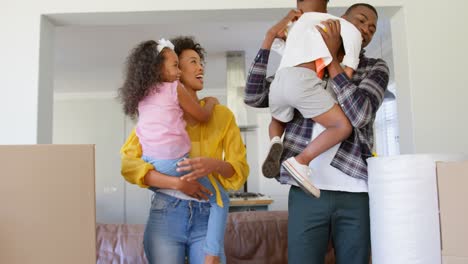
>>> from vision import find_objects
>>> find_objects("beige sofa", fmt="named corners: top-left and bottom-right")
top-left (96, 211), bottom-right (356, 264)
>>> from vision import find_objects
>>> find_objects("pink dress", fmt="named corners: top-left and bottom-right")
top-left (136, 81), bottom-right (191, 159)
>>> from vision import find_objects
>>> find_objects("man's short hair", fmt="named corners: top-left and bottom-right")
top-left (345, 3), bottom-right (379, 18)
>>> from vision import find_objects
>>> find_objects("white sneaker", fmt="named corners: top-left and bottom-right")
top-left (282, 157), bottom-right (321, 198)
top-left (262, 136), bottom-right (283, 178)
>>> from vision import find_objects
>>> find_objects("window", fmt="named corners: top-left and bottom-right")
top-left (374, 81), bottom-right (400, 156)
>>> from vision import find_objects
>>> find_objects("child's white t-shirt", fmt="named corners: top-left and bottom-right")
top-left (274, 12), bottom-right (362, 71)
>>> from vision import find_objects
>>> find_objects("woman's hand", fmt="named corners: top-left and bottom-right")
top-left (176, 179), bottom-right (212, 201)
top-left (267, 9), bottom-right (303, 40)
top-left (143, 169), bottom-right (212, 200)
top-left (262, 9), bottom-right (302, 49)
top-left (177, 157), bottom-right (220, 182)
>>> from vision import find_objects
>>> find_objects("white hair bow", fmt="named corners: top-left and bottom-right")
top-left (156, 38), bottom-right (175, 54)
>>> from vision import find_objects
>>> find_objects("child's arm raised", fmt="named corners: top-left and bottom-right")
top-left (177, 82), bottom-right (218, 122)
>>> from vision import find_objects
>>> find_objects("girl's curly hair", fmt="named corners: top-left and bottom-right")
top-left (118, 40), bottom-right (167, 118)
top-left (119, 37), bottom-right (206, 118)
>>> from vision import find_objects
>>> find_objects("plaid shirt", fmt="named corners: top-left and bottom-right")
top-left (244, 49), bottom-right (389, 183)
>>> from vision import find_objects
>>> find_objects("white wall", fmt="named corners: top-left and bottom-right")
top-left (1, 8), bottom-right (41, 144)
top-left (37, 16), bottom-right (55, 144)
top-left (397, 1), bottom-right (468, 153)
top-left (53, 96), bottom-right (126, 223)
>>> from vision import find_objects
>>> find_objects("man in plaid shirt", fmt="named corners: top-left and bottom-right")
top-left (244, 3), bottom-right (389, 263)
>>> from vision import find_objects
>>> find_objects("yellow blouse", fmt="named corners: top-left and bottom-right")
top-left (120, 104), bottom-right (249, 207)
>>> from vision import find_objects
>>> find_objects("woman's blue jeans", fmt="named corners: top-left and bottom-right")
top-left (142, 155), bottom-right (228, 264)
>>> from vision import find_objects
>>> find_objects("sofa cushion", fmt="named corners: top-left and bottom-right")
top-left (96, 211), bottom-right (288, 264)
top-left (224, 211), bottom-right (288, 264)
top-left (96, 223), bottom-right (147, 264)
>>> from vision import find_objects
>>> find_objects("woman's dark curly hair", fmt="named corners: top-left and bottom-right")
top-left (170, 36), bottom-right (206, 62)
top-left (118, 40), bottom-right (168, 118)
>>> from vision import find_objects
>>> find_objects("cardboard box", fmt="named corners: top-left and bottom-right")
top-left (437, 160), bottom-right (468, 264)
top-left (0, 145), bottom-right (96, 264)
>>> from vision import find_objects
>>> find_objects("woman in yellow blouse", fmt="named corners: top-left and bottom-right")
top-left (120, 36), bottom-right (249, 264)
